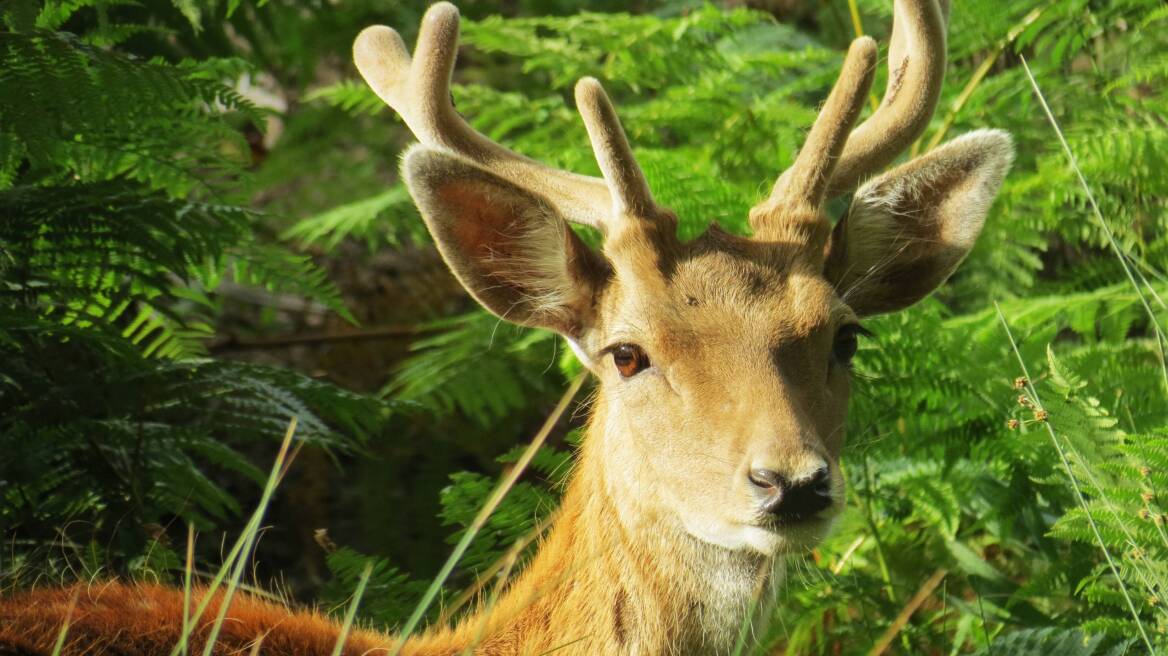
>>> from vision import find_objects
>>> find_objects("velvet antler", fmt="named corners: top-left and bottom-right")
top-left (751, 0), bottom-right (949, 244)
top-left (353, 2), bottom-right (665, 233)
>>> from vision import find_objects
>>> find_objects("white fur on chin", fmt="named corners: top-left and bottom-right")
top-left (681, 514), bottom-right (834, 556)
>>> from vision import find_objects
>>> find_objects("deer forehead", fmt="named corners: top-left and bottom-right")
top-left (595, 228), bottom-right (844, 352)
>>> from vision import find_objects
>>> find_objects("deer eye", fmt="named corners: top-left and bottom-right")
top-left (832, 324), bottom-right (869, 368)
top-left (611, 343), bottom-right (651, 378)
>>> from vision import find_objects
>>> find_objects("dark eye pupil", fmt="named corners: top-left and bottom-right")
top-left (613, 344), bottom-right (649, 377)
top-left (834, 335), bottom-right (858, 363)
top-left (833, 326), bottom-right (864, 367)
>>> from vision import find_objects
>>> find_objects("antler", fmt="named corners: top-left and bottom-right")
top-left (756, 0), bottom-right (948, 245)
top-left (353, 2), bottom-right (663, 232)
top-left (750, 37), bottom-right (876, 243)
top-left (753, 0), bottom-right (949, 238)
top-left (763, 37), bottom-right (878, 213)
top-left (575, 77), bottom-right (662, 222)
top-left (828, 0), bottom-right (950, 198)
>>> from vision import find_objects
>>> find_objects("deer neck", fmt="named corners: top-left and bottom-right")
top-left (409, 398), bottom-right (781, 655)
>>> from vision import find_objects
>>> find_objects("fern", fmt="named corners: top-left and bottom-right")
top-left (319, 546), bottom-right (429, 631)
top-left (0, 30), bottom-right (263, 194)
top-left (0, 312), bottom-right (390, 564)
top-left (0, 0), bottom-right (386, 586)
top-left (971, 627), bottom-right (1118, 656)
top-left (386, 311), bottom-right (564, 428)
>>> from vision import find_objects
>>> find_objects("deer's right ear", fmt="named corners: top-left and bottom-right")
top-left (823, 130), bottom-right (1013, 317)
top-left (403, 147), bottom-right (608, 336)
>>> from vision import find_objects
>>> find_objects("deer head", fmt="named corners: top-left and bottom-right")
top-left (354, 0), bottom-right (1011, 560)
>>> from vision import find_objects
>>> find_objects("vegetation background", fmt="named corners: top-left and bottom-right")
top-left (2, 0), bottom-right (1166, 653)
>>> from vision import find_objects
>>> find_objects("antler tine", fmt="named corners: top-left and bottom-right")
top-left (825, 0), bottom-right (950, 198)
top-left (574, 78), bottom-right (662, 223)
top-left (761, 37), bottom-right (877, 215)
top-left (353, 2), bottom-right (616, 229)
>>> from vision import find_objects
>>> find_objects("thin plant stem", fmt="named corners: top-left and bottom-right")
top-left (731, 558), bottom-right (776, 656)
top-left (1143, 497), bottom-right (1168, 553)
top-left (867, 568), bottom-right (948, 656)
top-left (330, 562), bottom-right (374, 656)
top-left (200, 417), bottom-right (299, 656)
top-left (995, 303), bottom-right (1155, 653)
top-left (460, 513), bottom-right (558, 651)
top-left (536, 634), bottom-right (591, 655)
top-left (1023, 378), bottom-right (1168, 600)
top-left (846, 0), bottom-right (880, 112)
top-left (439, 514), bottom-right (555, 626)
top-left (731, 590), bottom-right (763, 656)
top-left (974, 582), bottom-right (994, 656)
top-left (49, 590), bottom-right (79, 656)
top-left (831, 535), bottom-right (867, 575)
top-left (167, 418), bottom-right (298, 656)
top-left (1020, 56), bottom-right (1168, 396)
top-left (390, 373), bottom-right (588, 655)
top-left (1020, 51), bottom-right (1168, 604)
top-left (859, 457), bottom-right (897, 604)
top-left (180, 523), bottom-right (195, 656)
top-left (923, 5), bottom-right (1048, 154)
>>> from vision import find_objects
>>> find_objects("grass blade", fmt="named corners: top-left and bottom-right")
top-left (389, 373), bottom-right (587, 655)
top-left (200, 417), bottom-right (299, 656)
top-left (331, 562), bottom-right (374, 656)
top-left (49, 590), bottom-right (79, 656)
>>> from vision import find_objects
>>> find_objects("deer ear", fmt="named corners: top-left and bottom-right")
top-left (824, 130), bottom-right (1013, 317)
top-left (403, 146), bottom-right (607, 336)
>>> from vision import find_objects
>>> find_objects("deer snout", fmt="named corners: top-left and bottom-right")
top-left (748, 465), bottom-right (832, 521)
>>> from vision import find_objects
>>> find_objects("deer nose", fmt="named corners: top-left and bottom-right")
top-left (748, 466), bottom-right (833, 520)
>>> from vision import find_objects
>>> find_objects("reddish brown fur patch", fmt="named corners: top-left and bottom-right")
top-left (0, 582), bottom-right (395, 655)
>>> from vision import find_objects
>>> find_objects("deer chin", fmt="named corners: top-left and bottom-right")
top-left (681, 513), bottom-right (835, 556)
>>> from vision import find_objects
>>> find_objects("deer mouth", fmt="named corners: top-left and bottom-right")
top-left (761, 516), bottom-right (836, 553)
top-left (752, 508), bottom-right (832, 538)
top-left (744, 501), bottom-right (842, 553)
top-left (766, 504), bottom-right (835, 528)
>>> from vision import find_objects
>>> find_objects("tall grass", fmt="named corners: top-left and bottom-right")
top-left (171, 418), bottom-right (300, 656)
top-left (996, 307), bottom-right (1154, 652)
top-left (1019, 56), bottom-right (1168, 395)
top-left (389, 372), bottom-right (586, 655)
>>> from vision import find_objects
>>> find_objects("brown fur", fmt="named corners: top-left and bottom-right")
top-left (0, 2), bottom-right (1014, 654)
top-left (0, 441), bottom-right (778, 655)
top-left (0, 582), bottom-right (394, 655)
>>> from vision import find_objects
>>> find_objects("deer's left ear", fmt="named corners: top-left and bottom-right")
top-left (824, 129), bottom-right (1014, 316)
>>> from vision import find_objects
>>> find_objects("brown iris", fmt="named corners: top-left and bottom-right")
top-left (612, 344), bottom-right (650, 378)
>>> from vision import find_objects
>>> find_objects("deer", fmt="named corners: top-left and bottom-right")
top-left (0, 1), bottom-right (1012, 654)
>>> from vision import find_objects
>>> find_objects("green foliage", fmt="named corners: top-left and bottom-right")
top-left (0, 30), bottom-right (261, 193)
top-left (352, 1), bottom-right (1168, 652)
top-left (969, 627), bottom-right (1118, 656)
top-left (0, 0), bottom-right (389, 582)
top-left (385, 312), bottom-right (562, 428)
top-left (1036, 352), bottom-right (1168, 644)
top-left (319, 546), bottom-right (429, 632)
top-left (1, 312), bottom-right (384, 546)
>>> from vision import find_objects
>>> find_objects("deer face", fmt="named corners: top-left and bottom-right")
top-left (357, 0), bottom-right (1012, 557)
top-left (583, 226), bottom-right (855, 554)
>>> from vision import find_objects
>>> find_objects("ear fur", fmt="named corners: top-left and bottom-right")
top-left (825, 129), bottom-right (1014, 316)
top-left (403, 146), bottom-right (607, 335)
